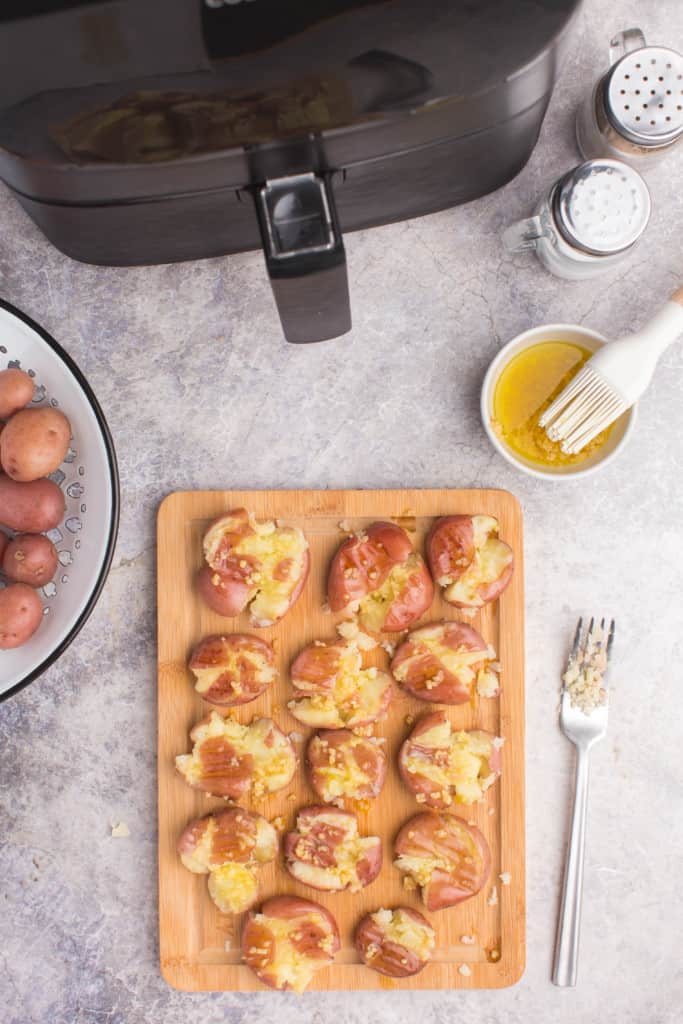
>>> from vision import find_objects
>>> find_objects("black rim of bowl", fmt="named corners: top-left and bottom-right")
top-left (0, 297), bottom-right (120, 702)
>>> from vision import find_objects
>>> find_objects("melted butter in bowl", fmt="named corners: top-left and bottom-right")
top-left (481, 324), bottom-right (636, 480)
top-left (492, 341), bottom-right (613, 468)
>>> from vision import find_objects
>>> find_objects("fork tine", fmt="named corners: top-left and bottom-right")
top-left (585, 617), bottom-right (595, 647)
top-left (606, 619), bottom-right (616, 662)
top-left (570, 617), bottom-right (583, 660)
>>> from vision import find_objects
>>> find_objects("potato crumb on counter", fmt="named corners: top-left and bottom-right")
top-left (458, 963), bottom-right (472, 977)
top-left (563, 625), bottom-right (608, 714)
top-left (460, 934), bottom-right (476, 945)
top-left (487, 885), bottom-right (499, 907)
top-left (110, 822), bottom-right (130, 838)
top-left (499, 872), bottom-right (511, 886)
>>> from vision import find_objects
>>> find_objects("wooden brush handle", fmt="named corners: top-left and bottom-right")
top-left (671, 284), bottom-right (683, 308)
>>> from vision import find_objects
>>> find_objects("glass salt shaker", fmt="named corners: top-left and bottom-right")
top-left (502, 158), bottom-right (651, 281)
top-left (576, 27), bottom-right (683, 170)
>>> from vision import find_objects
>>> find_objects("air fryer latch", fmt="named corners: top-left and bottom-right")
top-left (254, 172), bottom-right (351, 344)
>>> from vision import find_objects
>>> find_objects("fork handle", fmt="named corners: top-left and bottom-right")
top-left (552, 746), bottom-right (590, 987)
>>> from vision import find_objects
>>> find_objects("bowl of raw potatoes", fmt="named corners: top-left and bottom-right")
top-left (0, 299), bottom-right (119, 701)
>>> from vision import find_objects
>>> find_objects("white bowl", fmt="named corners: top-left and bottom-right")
top-left (0, 299), bottom-right (119, 700)
top-left (480, 323), bottom-right (636, 481)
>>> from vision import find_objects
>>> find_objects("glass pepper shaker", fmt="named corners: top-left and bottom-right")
top-left (576, 27), bottom-right (683, 170)
top-left (502, 158), bottom-right (651, 281)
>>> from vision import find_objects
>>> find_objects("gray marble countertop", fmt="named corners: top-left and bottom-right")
top-left (2, 2), bottom-right (683, 1022)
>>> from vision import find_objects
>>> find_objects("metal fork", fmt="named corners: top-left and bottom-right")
top-left (552, 617), bottom-right (615, 987)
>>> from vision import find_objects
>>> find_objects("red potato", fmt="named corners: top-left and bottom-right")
top-left (0, 582), bottom-right (44, 649)
top-left (0, 368), bottom-right (34, 419)
top-left (284, 807), bottom-right (382, 892)
top-left (196, 565), bottom-right (250, 617)
top-left (0, 407), bottom-right (71, 482)
top-left (175, 710), bottom-right (296, 800)
top-left (177, 807), bottom-right (277, 914)
top-left (327, 521), bottom-right (433, 633)
top-left (201, 508), bottom-right (309, 627)
top-left (0, 475), bottom-right (65, 532)
top-left (2, 533), bottom-right (58, 587)
top-left (355, 907), bottom-right (436, 978)
top-left (391, 620), bottom-right (500, 704)
top-left (242, 896), bottom-right (340, 994)
top-left (399, 711), bottom-right (502, 809)
top-left (288, 637), bottom-right (393, 729)
top-left (393, 811), bottom-right (491, 912)
top-left (306, 729), bottom-right (387, 805)
top-left (427, 515), bottom-right (513, 608)
top-left (188, 634), bottom-right (277, 707)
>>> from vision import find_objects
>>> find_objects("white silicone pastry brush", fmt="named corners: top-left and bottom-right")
top-left (540, 285), bottom-right (683, 454)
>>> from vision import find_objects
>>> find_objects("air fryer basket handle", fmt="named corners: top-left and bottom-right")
top-left (254, 172), bottom-right (351, 344)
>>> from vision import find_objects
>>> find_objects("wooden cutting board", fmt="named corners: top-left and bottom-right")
top-left (157, 489), bottom-right (525, 992)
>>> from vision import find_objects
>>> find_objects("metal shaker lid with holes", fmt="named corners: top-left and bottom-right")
top-left (604, 46), bottom-right (683, 148)
top-left (552, 159), bottom-right (651, 256)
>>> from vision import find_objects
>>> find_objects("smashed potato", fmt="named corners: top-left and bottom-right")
top-left (427, 515), bottom-right (513, 608)
top-left (177, 807), bottom-right (277, 914)
top-left (288, 637), bottom-right (393, 729)
top-left (175, 711), bottom-right (296, 800)
top-left (284, 806), bottom-right (382, 892)
top-left (355, 906), bottom-right (435, 977)
top-left (328, 521), bottom-right (433, 632)
top-left (399, 711), bottom-right (502, 808)
top-left (242, 896), bottom-right (340, 993)
top-left (394, 811), bottom-right (491, 912)
top-left (188, 633), bottom-right (277, 707)
top-left (391, 620), bottom-right (500, 704)
top-left (201, 508), bottom-right (309, 626)
top-left (306, 729), bottom-right (387, 805)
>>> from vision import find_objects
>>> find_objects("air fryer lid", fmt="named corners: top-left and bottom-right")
top-left (0, 0), bottom-right (579, 202)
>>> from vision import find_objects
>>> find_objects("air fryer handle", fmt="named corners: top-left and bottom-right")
top-left (255, 172), bottom-right (351, 344)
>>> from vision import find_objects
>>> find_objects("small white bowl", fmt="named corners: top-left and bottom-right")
top-left (480, 323), bottom-right (636, 480)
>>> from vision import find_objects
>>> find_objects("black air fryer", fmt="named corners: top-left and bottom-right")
top-left (0, 0), bottom-right (580, 342)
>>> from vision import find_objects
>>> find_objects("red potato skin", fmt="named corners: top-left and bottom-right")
top-left (203, 508), bottom-right (253, 575)
top-left (398, 712), bottom-right (502, 808)
top-left (196, 565), bottom-right (252, 617)
top-left (427, 515), bottom-right (513, 607)
top-left (0, 582), bottom-right (43, 649)
top-left (328, 522), bottom-right (433, 632)
top-left (391, 621), bottom-right (488, 704)
top-left (0, 368), bottom-right (34, 419)
top-left (188, 633), bottom-right (276, 706)
top-left (382, 559), bottom-right (433, 632)
top-left (306, 729), bottom-right (387, 802)
top-left (394, 812), bottom-right (491, 912)
top-left (0, 532), bottom-right (8, 562)
top-left (426, 516), bottom-right (474, 582)
top-left (0, 407), bottom-right (71, 482)
top-left (283, 807), bottom-right (383, 891)
top-left (242, 897), bottom-right (340, 991)
top-left (328, 522), bottom-right (414, 612)
top-left (291, 640), bottom-right (346, 692)
top-left (0, 475), bottom-right (65, 533)
top-left (177, 807), bottom-right (259, 867)
top-left (355, 908), bottom-right (433, 977)
top-left (2, 533), bottom-right (58, 587)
